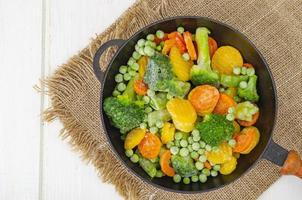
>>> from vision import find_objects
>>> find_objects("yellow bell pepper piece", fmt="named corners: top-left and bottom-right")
top-left (220, 156), bottom-right (237, 175)
top-left (206, 143), bottom-right (232, 164)
top-left (124, 128), bottom-right (146, 150)
top-left (161, 122), bottom-right (175, 144)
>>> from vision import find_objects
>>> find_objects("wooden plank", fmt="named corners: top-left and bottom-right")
top-left (0, 0), bottom-right (42, 199)
top-left (42, 0), bottom-right (134, 199)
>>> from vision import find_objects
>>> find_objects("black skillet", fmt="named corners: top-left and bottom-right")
top-left (92, 16), bottom-right (302, 193)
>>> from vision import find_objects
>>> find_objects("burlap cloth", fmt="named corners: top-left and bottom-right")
top-left (42, 0), bottom-right (302, 199)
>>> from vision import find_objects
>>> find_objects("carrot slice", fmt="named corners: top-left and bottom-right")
top-left (138, 133), bottom-right (162, 159)
top-left (134, 79), bottom-right (148, 96)
top-left (213, 93), bottom-right (237, 115)
top-left (183, 31), bottom-right (197, 60)
top-left (204, 161), bottom-right (212, 170)
top-left (208, 37), bottom-right (218, 58)
top-left (168, 31), bottom-right (184, 43)
top-left (188, 85), bottom-right (220, 116)
top-left (243, 63), bottom-right (253, 68)
top-left (237, 111), bottom-right (259, 127)
top-left (162, 39), bottom-right (176, 55)
top-left (233, 127), bottom-right (259, 153)
top-left (167, 31), bottom-right (186, 53)
top-left (160, 150), bottom-right (175, 177)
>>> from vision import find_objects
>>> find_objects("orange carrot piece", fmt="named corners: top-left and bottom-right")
top-left (174, 36), bottom-right (186, 53)
top-left (188, 85), bottom-right (220, 116)
top-left (204, 161), bottom-right (212, 170)
top-left (243, 63), bottom-right (253, 68)
top-left (208, 37), bottom-right (218, 58)
top-left (183, 31), bottom-right (197, 60)
top-left (134, 79), bottom-right (148, 96)
top-left (213, 93), bottom-right (237, 115)
top-left (233, 128), bottom-right (255, 153)
top-left (160, 150), bottom-right (175, 177)
top-left (138, 133), bottom-right (162, 159)
top-left (237, 111), bottom-right (259, 127)
top-left (162, 39), bottom-right (176, 55)
top-left (168, 31), bottom-right (184, 43)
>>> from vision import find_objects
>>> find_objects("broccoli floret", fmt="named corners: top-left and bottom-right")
top-left (190, 27), bottom-right (219, 85)
top-left (148, 109), bottom-right (171, 127)
top-left (139, 156), bottom-right (157, 178)
top-left (235, 101), bottom-right (259, 121)
top-left (149, 92), bottom-right (168, 110)
top-left (196, 114), bottom-right (234, 146)
top-left (144, 52), bottom-right (173, 91)
top-left (171, 155), bottom-right (198, 177)
top-left (167, 80), bottom-right (191, 98)
top-left (103, 77), bottom-right (145, 133)
top-left (220, 74), bottom-right (249, 87)
top-left (238, 75), bottom-right (259, 102)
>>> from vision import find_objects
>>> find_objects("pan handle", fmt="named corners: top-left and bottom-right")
top-left (93, 39), bottom-right (125, 83)
top-left (263, 139), bottom-right (302, 179)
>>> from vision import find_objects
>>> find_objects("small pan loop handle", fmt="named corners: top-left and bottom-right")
top-left (93, 39), bottom-right (125, 83)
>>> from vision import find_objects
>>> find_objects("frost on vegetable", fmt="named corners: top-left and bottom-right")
top-left (235, 101), bottom-right (259, 121)
top-left (171, 155), bottom-right (198, 177)
top-left (238, 75), bottom-right (259, 102)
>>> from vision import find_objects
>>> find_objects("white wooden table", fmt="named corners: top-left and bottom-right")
top-left (0, 0), bottom-right (301, 199)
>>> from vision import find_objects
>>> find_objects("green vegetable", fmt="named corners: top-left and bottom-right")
top-left (205, 144), bottom-right (212, 152)
top-left (183, 177), bottom-right (190, 184)
top-left (179, 148), bottom-right (189, 157)
top-left (177, 26), bottom-right (185, 34)
top-left (117, 82), bottom-right (126, 91)
top-left (199, 155), bottom-right (207, 162)
top-left (241, 67), bottom-right (247, 75)
top-left (171, 155), bottom-right (198, 177)
top-left (228, 139), bottom-right (236, 147)
top-left (123, 73), bottom-right (131, 81)
top-left (127, 57), bottom-right (135, 66)
top-left (190, 151), bottom-right (199, 159)
top-left (202, 168), bottom-right (211, 176)
top-left (182, 53), bottom-right (190, 61)
top-left (139, 122), bottom-right (147, 129)
top-left (149, 92), bottom-right (168, 110)
top-left (130, 63), bottom-right (140, 71)
top-left (198, 149), bottom-right (205, 155)
top-left (139, 156), bottom-right (157, 178)
top-left (125, 149), bottom-right (133, 157)
top-left (199, 141), bottom-right (206, 148)
top-left (220, 74), bottom-right (249, 87)
top-left (180, 139), bottom-right (188, 148)
top-left (132, 51), bottom-right (141, 60)
top-left (233, 67), bottom-right (241, 75)
top-left (147, 109), bottom-right (171, 127)
top-left (143, 96), bottom-right (150, 104)
top-left (190, 27), bottom-right (219, 85)
top-left (156, 30), bottom-right (164, 39)
top-left (155, 120), bottom-right (164, 128)
top-left (195, 161), bottom-right (204, 170)
top-left (235, 101), bottom-right (259, 121)
top-left (174, 132), bottom-right (183, 140)
top-left (155, 170), bottom-right (164, 178)
top-left (137, 39), bottom-right (145, 47)
top-left (156, 45), bottom-right (162, 51)
top-left (192, 142), bottom-right (200, 151)
top-left (115, 74), bottom-right (123, 83)
top-left (170, 146), bottom-right (179, 155)
top-left (226, 113), bottom-right (235, 121)
top-left (119, 65), bottom-right (128, 74)
top-left (103, 79), bottom-right (145, 133)
top-left (246, 68), bottom-right (255, 76)
top-left (211, 170), bottom-right (218, 177)
top-left (144, 53), bottom-right (173, 91)
top-left (167, 80), bottom-right (191, 98)
top-left (147, 34), bottom-right (155, 41)
top-left (238, 75), bottom-right (259, 102)
top-left (130, 154), bottom-right (140, 163)
top-left (145, 106), bottom-right (153, 113)
top-left (173, 174), bottom-right (182, 183)
top-left (196, 114), bottom-right (234, 146)
top-left (199, 174), bottom-right (207, 183)
top-left (213, 165), bottom-right (221, 171)
top-left (239, 81), bottom-right (248, 89)
top-left (193, 135), bottom-right (201, 142)
top-left (191, 175), bottom-right (199, 182)
top-left (112, 90), bottom-right (121, 97)
top-left (144, 46), bottom-right (155, 57)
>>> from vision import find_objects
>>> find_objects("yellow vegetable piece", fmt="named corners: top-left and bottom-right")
top-left (220, 156), bottom-right (237, 175)
top-left (240, 127), bottom-right (260, 154)
top-left (206, 143), bottom-right (233, 164)
top-left (161, 122), bottom-right (176, 144)
top-left (124, 128), bottom-right (146, 150)
top-left (233, 121), bottom-right (241, 135)
top-left (211, 46), bottom-right (243, 75)
top-left (169, 46), bottom-right (193, 81)
top-left (166, 98), bottom-right (197, 133)
top-left (138, 56), bottom-right (148, 78)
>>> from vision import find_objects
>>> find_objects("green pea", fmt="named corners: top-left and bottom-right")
top-left (112, 90), bottom-right (121, 97)
top-left (166, 141), bottom-right (174, 149)
top-left (174, 131), bottom-right (183, 140)
top-left (135, 44), bottom-right (140, 52)
top-left (156, 30), bottom-right (165, 39)
top-left (191, 129), bottom-right (199, 137)
top-left (140, 123), bottom-right (147, 129)
top-left (213, 165), bottom-right (221, 171)
top-left (197, 149), bottom-right (205, 155)
top-left (226, 113), bottom-right (235, 121)
top-left (179, 148), bottom-right (189, 157)
top-left (188, 136), bottom-right (193, 144)
top-left (247, 68), bottom-right (255, 76)
top-left (147, 89), bottom-right (155, 97)
top-left (137, 39), bottom-right (146, 47)
top-left (239, 81), bottom-right (248, 89)
top-left (145, 106), bottom-right (153, 113)
top-left (199, 141), bottom-right (206, 148)
top-left (117, 82), bottom-right (126, 91)
top-left (212, 146), bottom-right (219, 152)
top-left (130, 62), bottom-right (139, 71)
top-left (191, 175), bottom-right (199, 183)
top-left (233, 67), bottom-right (241, 75)
top-left (187, 145), bottom-right (193, 152)
top-left (132, 51), bottom-right (141, 60)
top-left (170, 146), bottom-right (179, 155)
top-left (199, 174), bottom-right (207, 183)
top-left (123, 73), bottom-right (131, 81)
top-left (205, 145), bottom-right (212, 152)
top-left (228, 139), bottom-right (236, 147)
top-left (190, 151), bottom-right (199, 159)
top-left (182, 53), bottom-right (190, 61)
top-left (195, 161), bottom-right (204, 170)
top-left (211, 170), bottom-right (218, 177)
top-left (199, 155), bottom-right (207, 162)
top-left (219, 87), bottom-right (225, 93)
top-left (177, 26), bottom-right (185, 34)
top-left (180, 139), bottom-right (188, 147)
top-left (125, 149), bottom-right (133, 157)
top-left (127, 57), bottom-right (135, 66)
top-left (147, 34), bottom-right (155, 41)
top-left (228, 107), bottom-right (235, 114)
top-left (143, 96), bottom-right (150, 104)
top-left (138, 47), bottom-right (145, 55)
top-left (156, 170), bottom-right (164, 178)
top-left (156, 45), bottom-right (162, 51)
top-left (193, 135), bottom-right (201, 142)
top-left (150, 126), bottom-right (158, 134)
top-left (115, 74), bottom-right (123, 83)
top-left (183, 177), bottom-right (190, 184)
top-left (202, 168), bottom-right (210, 176)
top-left (119, 65), bottom-right (128, 74)
top-left (241, 67), bottom-right (247, 75)
top-left (173, 174), bottom-right (181, 183)
top-left (130, 154), bottom-right (139, 163)
top-left (192, 142), bottom-right (200, 151)
top-left (129, 70), bottom-right (137, 77)
top-left (174, 140), bottom-right (180, 147)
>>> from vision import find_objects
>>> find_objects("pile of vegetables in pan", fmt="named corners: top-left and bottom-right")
top-left (103, 26), bottom-right (261, 184)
